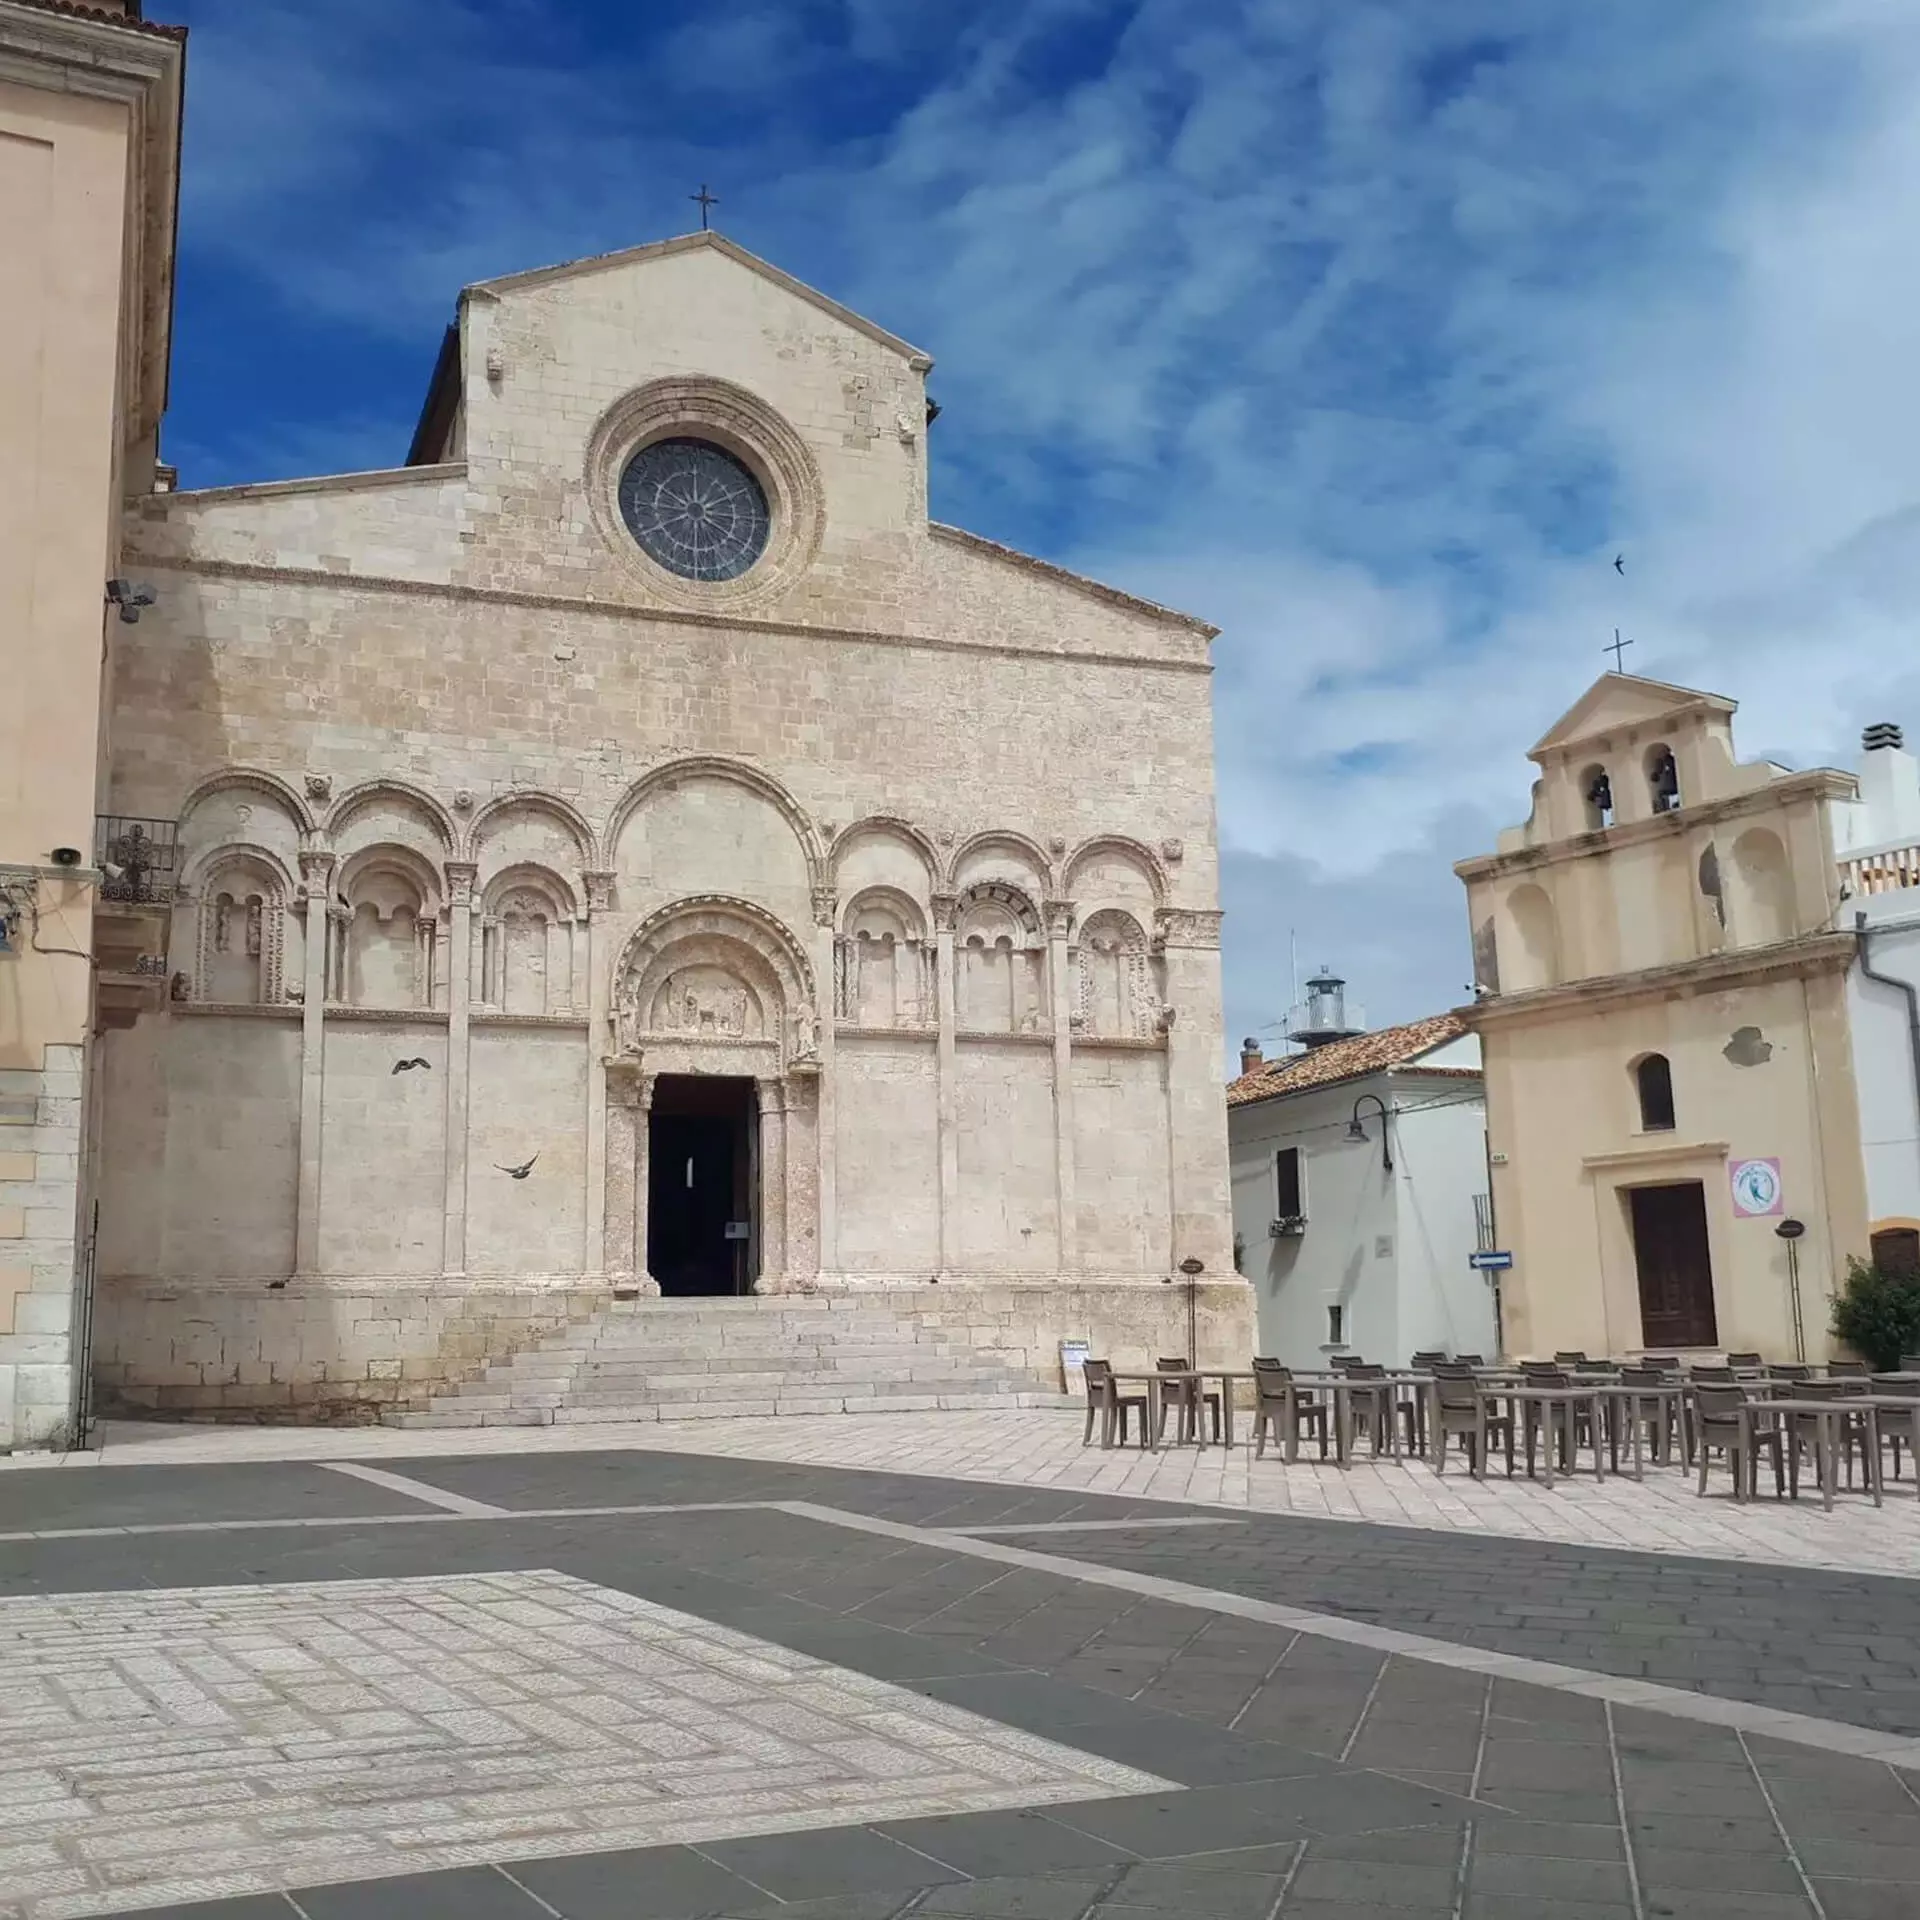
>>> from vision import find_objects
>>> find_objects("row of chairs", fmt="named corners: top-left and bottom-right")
top-left (1081, 1357), bottom-right (1223, 1448)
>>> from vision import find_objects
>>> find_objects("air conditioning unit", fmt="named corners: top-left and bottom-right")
top-left (1269, 1215), bottom-right (1306, 1238)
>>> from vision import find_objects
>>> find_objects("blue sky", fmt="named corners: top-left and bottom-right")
top-left (161, 0), bottom-right (1920, 1056)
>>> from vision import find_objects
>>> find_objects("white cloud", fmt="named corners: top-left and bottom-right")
top-left (163, 0), bottom-right (1920, 1052)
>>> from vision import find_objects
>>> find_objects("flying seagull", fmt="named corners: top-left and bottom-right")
top-left (497, 1154), bottom-right (539, 1180)
top-left (1613, 553), bottom-right (1625, 574)
top-left (391, 1057), bottom-right (432, 1074)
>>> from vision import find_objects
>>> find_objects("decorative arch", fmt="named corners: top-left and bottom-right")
top-left (179, 767), bottom-right (317, 835)
top-left (612, 895), bottom-right (818, 1068)
top-left (465, 789), bottom-right (596, 869)
top-left (1501, 882), bottom-right (1562, 992)
top-left (954, 880), bottom-right (1047, 1034)
top-left (1074, 907), bottom-right (1155, 1039)
top-left (327, 779), bottom-right (457, 852)
top-left (187, 844), bottom-right (297, 1006)
top-left (832, 816), bottom-right (940, 877)
top-left (479, 863), bottom-right (582, 1014)
top-left (335, 844), bottom-right (443, 1010)
top-left (838, 884), bottom-right (934, 1028)
top-left (606, 756), bottom-right (825, 893)
top-left (1063, 835), bottom-right (1168, 907)
top-left (948, 829), bottom-right (1055, 895)
top-left (1726, 826), bottom-right (1794, 946)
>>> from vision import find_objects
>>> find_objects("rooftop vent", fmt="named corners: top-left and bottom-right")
top-left (1863, 723), bottom-right (1905, 753)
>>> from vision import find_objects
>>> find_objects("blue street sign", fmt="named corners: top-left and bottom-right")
top-left (1468, 1250), bottom-right (1514, 1272)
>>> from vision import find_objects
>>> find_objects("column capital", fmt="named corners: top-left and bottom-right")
top-left (930, 891), bottom-right (959, 934)
top-left (756, 1073), bottom-right (790, 1114)
top-left (582, 870), bottom-right (616, 913)
top-left (1044, 899), bottom-right (1075, 939)
top-left (1153, 907), bottom-right (1223, 951)
top-left (810, 884), bottom-right (838, 929)
top-left (444, 860), bottom-right (478, 906)
top-left (297, 848), bottom-right (336, 886)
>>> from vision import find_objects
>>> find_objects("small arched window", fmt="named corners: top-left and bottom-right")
top-left (1580, 764), bottom-right (1614, 830)
top-left (1635, 1053), bottom-right (1675, 1132)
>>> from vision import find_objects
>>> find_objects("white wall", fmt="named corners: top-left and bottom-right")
top-left (1847, 898), bottom-right (1920, 1227)
top-left (1228, 1063), bottom-right (1493, 1368)
top-left (1391, 1074), bottom-right (1499, 1361)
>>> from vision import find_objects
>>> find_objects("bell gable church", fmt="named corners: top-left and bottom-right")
top-left (92, 230), bottom-right (1250, 1418)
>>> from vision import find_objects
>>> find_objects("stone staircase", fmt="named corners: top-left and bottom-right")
top-left (385, 1296), bottom-right (1059, 1429)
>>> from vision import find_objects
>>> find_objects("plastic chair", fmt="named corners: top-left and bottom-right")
top-left (1249, 1360), bottom-right (1328, 1461)
top-left (1155, 1356), bottom-right (1222, 1445)
top-left (1692, 1382), bottom-right (1784, 1501)
top-left (1081, 1359), bottom-right (1147, 1450)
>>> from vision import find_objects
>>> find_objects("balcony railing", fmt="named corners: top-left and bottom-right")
top-left (93, 816), bottom-right (178, 905)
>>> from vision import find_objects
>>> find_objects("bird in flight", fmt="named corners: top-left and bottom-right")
top-left (1613, 554), bottom-right (1625, 574)
top-left (497, 1154), bottom-right (539, 1180)
top-left (391, 1057), bottom-right (432, 1074)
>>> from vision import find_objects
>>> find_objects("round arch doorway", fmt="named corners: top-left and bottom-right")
top-left (647, 1073), bottom-right (759, 1296)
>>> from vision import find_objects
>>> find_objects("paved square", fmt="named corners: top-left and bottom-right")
top-left (0, 1570), bottom-right (1168, 1919)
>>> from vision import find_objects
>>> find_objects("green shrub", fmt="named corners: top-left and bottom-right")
top-left (1829, 1255), bottom-right (1920, 1371)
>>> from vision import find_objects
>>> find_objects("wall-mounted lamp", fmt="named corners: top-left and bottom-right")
top-left (1347, 1093), bottom-right (1394, 1174)
top-left (105, 579), bottom-right (157, 624)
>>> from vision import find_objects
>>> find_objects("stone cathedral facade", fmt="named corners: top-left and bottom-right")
top-left (92, 232), bottom-right (1248, 1417)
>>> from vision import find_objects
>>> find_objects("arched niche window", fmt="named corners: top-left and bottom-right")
top-left (1645, 742), bottom-right (1681, 814)
top-left (1073, 909), bottom-right (1153, 1037)
top-left (479, 869), bottom-right (579, 1015)
top-left (955, 883), bottom-right (1045, 1034)
top-left (1500, 883), bottom-right (1561, 992)
top-left (192, 853), bottom-right (291, 1005)
top-left (1726, 827), bottom-right (1793, 947)
top-left (1579, 763), bottom-right (1614, 830)
top-left (836, 887), bottom-right (931, 1028)
top-left (339, 857), bottom-right (437, 1010)
top-left (1634, 1052), bottom-right (1676, 1132)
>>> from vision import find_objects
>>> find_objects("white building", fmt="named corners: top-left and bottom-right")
top-left (1226, 990), bottom-right (1498, 1369)
top-left (1835, 722), bottom-right (1920, 1273)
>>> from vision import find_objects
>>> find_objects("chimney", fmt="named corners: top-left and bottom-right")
top-left (1864, 722), bottom-right (1904, 753)
top-left (1239, 1038), bottom-right (1264, 1075)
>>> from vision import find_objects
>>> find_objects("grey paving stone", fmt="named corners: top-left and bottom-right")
top-left (1477, 1742), bottom-right (1616, 1793)
top-left (1470, 1819), bottom-right (1625, 1862)
top-left (503, 1842), bottom-right (769, 1918)
top-left (1808, 1880), bottom-right (1920, 1920)
top-left (1465, 1901), bottom-right (1634, 1920)
top-left (1637, 1895), bottom-right (1815, 1919)
top-left (914, 1875), bottom-right (1112, 1918)
top-left (1795, 1839), bottom-right (1920, 1881)
top-left (1626, 1812), bottom-right (1793, 1854)
top-left (1046, 1784), bottom-right (1316, 1858)
top-left (1635, 1844), bottom-right (1806, 1894)
top-left (1106, 1858), bottom-right (1290, 1916)
top-left (292, 1866), bottom-right (547, 1919)
top-left (874, 1809), bottom-right (1137, 1878)
top-left (1266, 1902), bottom-right (1449, 1920)
top-left (1302, 1827), bottom-right (1464, 1866)
top-left (1472, 1788), bottom-right (1625, 1825)
top-left (0, 1462), bottom-right (434, 1531)
top-left (696, 1826), bottom-right (968, 1902)
top-left (717, 1895), bottom-right (916, 1920)
top-left (1468, 1851), bottom-right (1634, 1903)
top-left (1287, 1856), bottom-right (1458, 1908)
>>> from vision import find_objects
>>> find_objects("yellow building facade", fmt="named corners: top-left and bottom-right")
top-left (0, 0), bottom-right (183, 1446)
top-left (1457, 674), bottom-right (1869, 1362)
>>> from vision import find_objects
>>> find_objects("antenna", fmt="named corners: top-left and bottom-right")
top-left (1289, 929), bottom-right (1298, 1053)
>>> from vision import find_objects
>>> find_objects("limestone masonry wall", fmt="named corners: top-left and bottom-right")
top-left (93, 234), bottom-right (1249, 1413)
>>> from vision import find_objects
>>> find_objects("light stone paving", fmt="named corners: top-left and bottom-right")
top-left (0, 1569), bottom-right (1168, 1920)
top-left (24, 1407), bottom-right (1920, 1581)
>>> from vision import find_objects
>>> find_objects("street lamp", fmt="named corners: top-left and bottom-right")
top-left (1347, 1093), bottom-right (1394, 1174)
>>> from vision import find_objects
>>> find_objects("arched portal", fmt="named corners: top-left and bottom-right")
top-left (606, 897), bottom-right (818, 1298)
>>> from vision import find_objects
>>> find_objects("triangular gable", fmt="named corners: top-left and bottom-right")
top-left (1528, 672), bottom-right (1736, 762)
top-left (467, 231), bottom-right (933, 372)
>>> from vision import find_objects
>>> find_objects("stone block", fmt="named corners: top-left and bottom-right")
top-left (0, 1153), bottom-right (36, 1183)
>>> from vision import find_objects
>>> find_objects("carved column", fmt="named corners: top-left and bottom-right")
top-left (1155, 908), bottom-right (1232, 1275)
top-left (295, 849), bottom-right (334, 1277)
top-left (757, 1074), bottom-right (789, 1291)
top-left (1046, 899), bottom-right (1078, 1272)
top-left (812, 885), bottom-right (837, 1278)
top-left (633, 1069), bottom-right (657, 1290)
top-left (441, 862), bottom-right (476, 1280)
top-left (932, 890), bottom-right (959, 1276)
top-left (582, 870), bottom-right (615, 1279)
top-left (605, 1063), bottom-right (640, 1284)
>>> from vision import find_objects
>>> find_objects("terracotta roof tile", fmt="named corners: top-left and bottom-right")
top-left (1226, 1012), bottom-right (1472, 1107)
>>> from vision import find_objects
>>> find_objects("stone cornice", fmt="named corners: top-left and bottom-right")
top-left (928, 523), bottom-right (1218, 639)
top-left (1455, 770), bottom-right (1857, 883)
top-left (1460, 929), bottom-right (1855, 1029)
top-left (118, 554), bottom-right (1217, 679)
